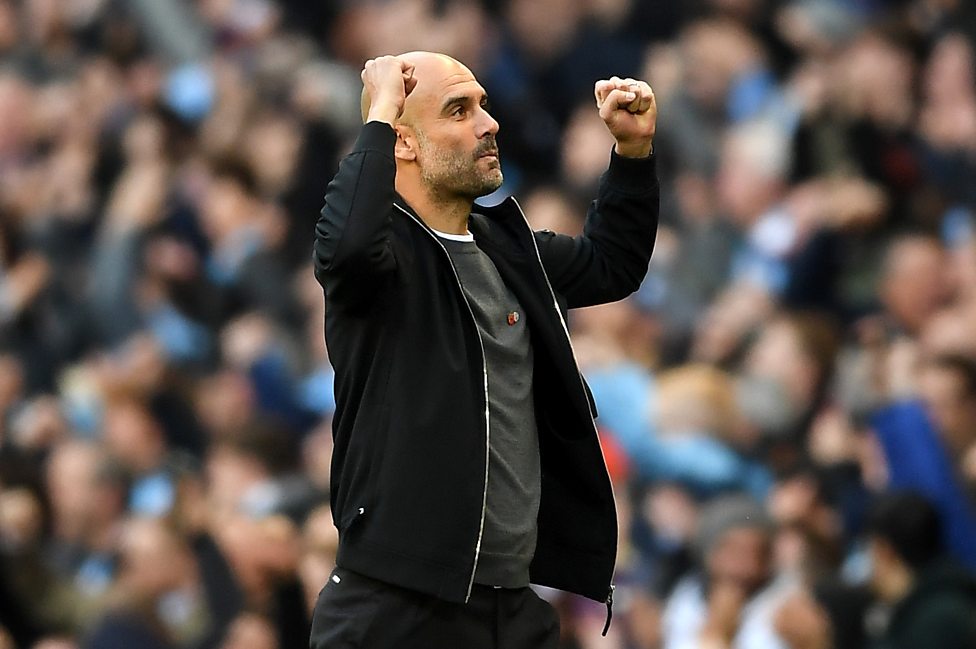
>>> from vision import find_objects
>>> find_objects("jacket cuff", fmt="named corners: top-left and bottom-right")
top-left (354, 121), bottom-right (398, 156)
top-left (606, 149), bottom-right (657, 195)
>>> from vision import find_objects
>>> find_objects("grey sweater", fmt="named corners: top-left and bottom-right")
top-left (439, 233), bottom-right (540, 588)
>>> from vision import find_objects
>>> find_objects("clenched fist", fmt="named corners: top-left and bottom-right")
top-left (361, 56), bottom-right (418, 126)
top-left (594, 76), bottom-right (656, 158)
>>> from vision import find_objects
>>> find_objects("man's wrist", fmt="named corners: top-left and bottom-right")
top-left (613, 139), bottom-right (653, 159)
top-left (607, 144), bottom-right (657, 194)
top-left (354, 119), bottom-right (398, 156)
top-left (366, 100), bottom-right (400, 126)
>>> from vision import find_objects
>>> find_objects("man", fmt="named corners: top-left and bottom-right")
top-left (662, 495), bottom-right (794, 649)
top-left (311, 51), bottom-right (658, 648)
top-left (865, 491), bottom-right (976, 649)
top-left (877, 234), bottom-right (949, 338)
top-left (917, 353), bottom-right (976, 463)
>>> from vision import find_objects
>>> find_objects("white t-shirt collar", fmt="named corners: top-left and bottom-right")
top-left (431, 228), bottom-right (475, 242)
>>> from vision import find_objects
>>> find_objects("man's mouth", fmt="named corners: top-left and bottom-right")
top-left (476, 140), bottom-right (499, 159)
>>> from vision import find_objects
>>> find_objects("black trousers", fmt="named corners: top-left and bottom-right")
top-left (309, 567), bottom-right (560, 649)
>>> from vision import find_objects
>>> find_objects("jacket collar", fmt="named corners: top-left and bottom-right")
top-left (393, 193), bottom-right (526, 231)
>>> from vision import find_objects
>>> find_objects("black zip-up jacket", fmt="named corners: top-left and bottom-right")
top-left (313, 121), bottom-right (658, 606)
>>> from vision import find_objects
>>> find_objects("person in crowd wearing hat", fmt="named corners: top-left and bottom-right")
top-left (662, 494), bottom-right (795, 649)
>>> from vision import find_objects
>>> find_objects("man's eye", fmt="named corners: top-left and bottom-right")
top-left (453, 106), bottom-right (466, 117)
top-left (481, 100), bottom-right (491, 111)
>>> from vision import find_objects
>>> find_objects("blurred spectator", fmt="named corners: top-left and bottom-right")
top-left (877, 234), bottom-right (949, 337)
top-left (739, 312), bottom-right (839, 442)
top-left (32, 638), bottom-right (79, 649)
top-left (41, 440), bottom-right (126, 629)
top-left (871, 397), bottom-right (976, 569)
top-left (101, 395), bottom-right (183, 517)
top-left (662, 494), bottom-right (794, 649)
top-left (217, 613), bottom-right (277, 649)
top-left (84, 517), bottom-right (199, 649)
top-left (864, 491), bottom-right (976, 649)
top-left (917, 354), bottom-right (976, 466)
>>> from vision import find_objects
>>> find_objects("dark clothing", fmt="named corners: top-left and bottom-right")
top-left (84, 612), bottom-right (173, 649)
top-left (440, 235), bottom-right (540, 589)
top-left (190, 533), bottom-right (245, 649)
top-left (313, 121), bottom-right (658, 605)
top-left (309, 567), bottom-right (559, 649)
top-left (269, 577), bottom-right (314, 649)
top-left (0, 559), bottom-right (41, 648)
top-left (872, 401), bottom-right (976, 569)
top-left (872, 561), bottom-right (976, 649)
top-left (814, 579), bottom-right (872, 649)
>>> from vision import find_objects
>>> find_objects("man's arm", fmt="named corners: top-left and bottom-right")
top-left (313, 57), bottom-right (415, 287)
top-left (536, 77), bottom-right (659, 309)
top-left (313, 122), bottom-right (397, 284)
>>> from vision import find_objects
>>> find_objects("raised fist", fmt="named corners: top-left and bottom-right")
top-left (594, 76), bottom-right (657, 158)
top-left (361, 56), bottom-right (418, 126)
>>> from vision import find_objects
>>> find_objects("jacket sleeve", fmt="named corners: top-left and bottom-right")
top-left (313, 122), bottom-right (398, 288)
top-left (871, 400), bottom-right (976, 570)
top-left (535, 150), bottom-right (658, 309)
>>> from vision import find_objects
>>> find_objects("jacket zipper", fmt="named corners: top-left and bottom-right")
top-left (511, 198), bottom-right (599, 419)
top-left (511, 198), bottom-right (617, 628)
top-left (511, 197), bottom-right (604, 425)
top-left (394, 204), bottom-right (491, 603)
top-left (602, 584), bottom-right (614, 636)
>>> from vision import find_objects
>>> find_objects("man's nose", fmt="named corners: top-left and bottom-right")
top-left (477, 109), bottom-right (499, 138)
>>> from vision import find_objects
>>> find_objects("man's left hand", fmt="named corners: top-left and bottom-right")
top-left (595, 77), bottom-right (656, 158)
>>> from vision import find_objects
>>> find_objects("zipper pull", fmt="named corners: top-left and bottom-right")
top-left (601, 584), bottom-right (615, 636)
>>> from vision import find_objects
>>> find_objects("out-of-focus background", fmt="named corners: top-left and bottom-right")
top-left (1, 0), bottom-right (975, 648)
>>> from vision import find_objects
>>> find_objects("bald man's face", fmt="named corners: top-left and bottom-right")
top-left (399, 55), bottom-right (502, 200)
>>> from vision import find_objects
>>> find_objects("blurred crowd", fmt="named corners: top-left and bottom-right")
top-left (1, 0), bottom-right (976, 648)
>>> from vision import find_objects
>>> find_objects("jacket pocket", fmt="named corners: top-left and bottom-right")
top-left (310, 568), bottom-right (386, 649)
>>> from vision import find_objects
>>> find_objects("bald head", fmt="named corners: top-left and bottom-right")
top-left (361, 51), bottom-right (474, 125)
top-left (359, 51), bottom-right (501, 218)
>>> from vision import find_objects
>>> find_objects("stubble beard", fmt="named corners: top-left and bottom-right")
top-left (417, 132), bottom-right (503, 201)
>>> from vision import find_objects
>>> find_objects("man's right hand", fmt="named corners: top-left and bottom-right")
top-left (361, 56), bottom-right (417, 126)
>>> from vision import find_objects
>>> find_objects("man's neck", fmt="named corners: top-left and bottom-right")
top-left (398, 184), bottom-right (472, 235)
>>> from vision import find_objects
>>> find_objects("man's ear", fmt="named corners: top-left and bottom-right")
top-left (394, 126), bottom-right (417, 162)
